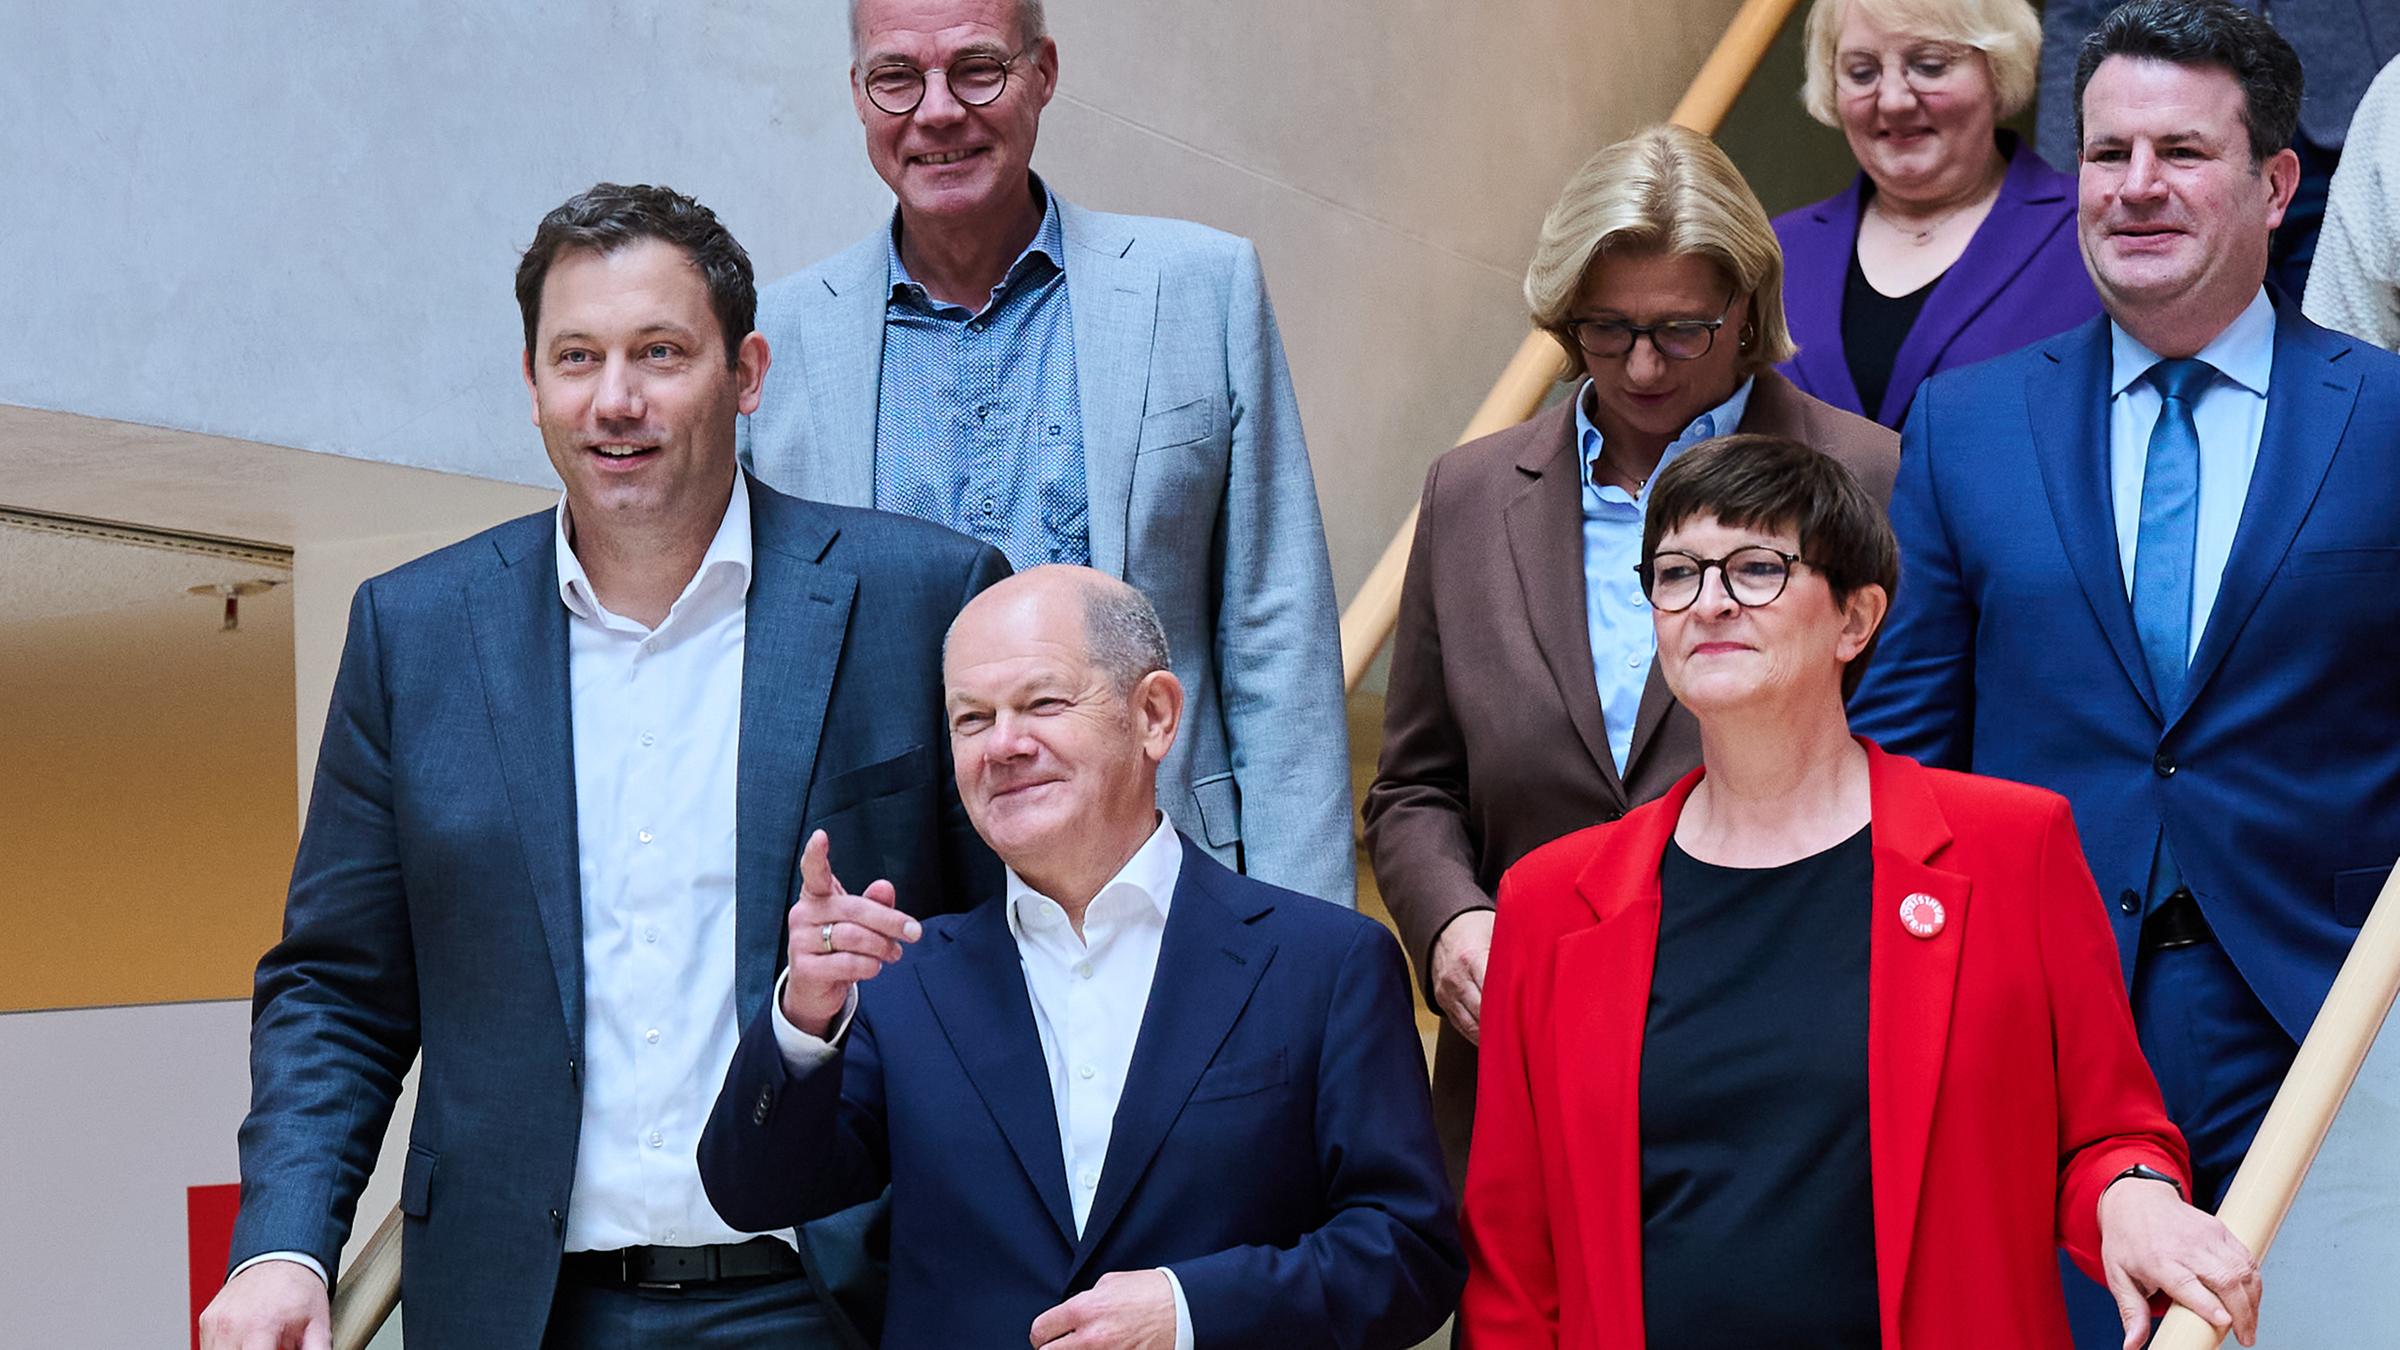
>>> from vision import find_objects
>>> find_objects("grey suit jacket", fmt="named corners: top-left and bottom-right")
top-left (739, 193), bottom-right (1353, 905)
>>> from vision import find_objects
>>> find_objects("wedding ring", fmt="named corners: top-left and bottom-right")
top-left (819, 922), bottom-right (836, 955)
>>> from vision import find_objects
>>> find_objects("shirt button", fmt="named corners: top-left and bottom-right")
top-left (638, 829), bottom-right (654, 844)
top-left (1081, 1170), bottom-right (1100, 1189)
top-left (1078, 1063), bottom-right (1096, 1080)
top-left (983, 497), bottom-right (996, 516)
top-left (1073, 961), bottom-right (1093, 979)
top-left (1625, 653), bottom-right (1644, 668)
top-left (644, 927), bottom-right (659, 943)
top-left (645, 1028), bottom-right (661, 1044)
top-left (663, 1228), bottom-right (678, 1242)
top-left (976, 404), bottom-right (989, 420)
top-left (648, 1131), bottom-right (664, 1148)
top-left (639, 732), bottom-right (655, 748)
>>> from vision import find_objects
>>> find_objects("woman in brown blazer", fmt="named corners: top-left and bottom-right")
top-left (1363, 123), bottom-right (1901, 1187)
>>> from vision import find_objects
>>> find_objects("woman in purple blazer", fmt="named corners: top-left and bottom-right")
top-left (1774, 0), bottom-right (2100, 429)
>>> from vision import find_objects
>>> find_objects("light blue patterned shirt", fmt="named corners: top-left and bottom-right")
top-left (1575, 376), bottom-right (1755, 775)
top-left (2107, 288), bottom-right (2275, 661)
top-left (875, 179), bottom-right (1088, 569)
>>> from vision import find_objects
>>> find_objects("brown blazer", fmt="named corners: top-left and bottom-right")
top-left (1362, 369), bottom-right (1899, 1187)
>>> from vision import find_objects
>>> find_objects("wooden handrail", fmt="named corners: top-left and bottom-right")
top-left (331, 1203), bottom-right (403, 1350)
top-left (2149, 861), bottom-right (2400, 1349)
top-left (1337, 0), bottom-right (1808, 693)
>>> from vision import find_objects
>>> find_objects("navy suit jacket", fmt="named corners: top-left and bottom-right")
top-left (699, 837), bottom-right (1464, 1349)
top-left (228, 477), bottom-right (1008, 1350)
top-left (1851, 306), bottom-right (2400, 1040)
top-left (1774, 134), bottom-right (2101, 429)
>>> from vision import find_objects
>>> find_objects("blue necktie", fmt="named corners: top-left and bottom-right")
top-left (2132, 357), bottom-right (2211, 914)
top-left (2130, 358), bottom-right (2212, 708)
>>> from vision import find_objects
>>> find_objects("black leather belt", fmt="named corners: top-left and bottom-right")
top-left (560, 1237), bottom-right (803, 1290)
top-left (2141, 888), bottom-right (2213, 951)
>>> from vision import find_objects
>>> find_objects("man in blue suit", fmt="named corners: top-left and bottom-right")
top-left (739, 0), bottom-right (1353, 907)
top-left (1852, 1), bottom-right (2400, 1342)
top-left (699, 566), bottom-right (1462, 1349)
top-left (201, 183), bottom-right (1007, 1350)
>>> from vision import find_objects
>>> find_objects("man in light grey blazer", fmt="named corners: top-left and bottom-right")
top-left (741, 0), bottom-right (1354, 905)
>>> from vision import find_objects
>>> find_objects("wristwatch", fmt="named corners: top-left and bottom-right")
top-left (2108, 1164), bottom-right (2185, 1198)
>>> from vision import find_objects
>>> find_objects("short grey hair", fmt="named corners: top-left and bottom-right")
top-left (1081, 580), bottom-right (1170, 696)
top-left (850, 0), bottom-right (1048, 56)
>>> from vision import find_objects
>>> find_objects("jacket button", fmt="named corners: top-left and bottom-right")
top-left (753, 1086), bottom-right (773, 1125)
top-left (2153, 751), bottom-right (2177, 777)
top-left (549, 1208), bottom-right (564, 1234)
top-left (2118, 889), bottom-right (2141, 916)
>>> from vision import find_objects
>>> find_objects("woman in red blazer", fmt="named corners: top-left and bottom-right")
top-left (1458, 435), bottom-right (2260, 1350)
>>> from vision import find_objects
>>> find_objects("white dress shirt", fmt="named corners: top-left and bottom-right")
top-left (2108, 288), bottom-right (2276, 659)
top-left (774, 814), bottom-right (1197, 1348)
top-left (236, 474), bottom-right (776, 1286)
top-left (555, 473), bottom-right (785, 1253)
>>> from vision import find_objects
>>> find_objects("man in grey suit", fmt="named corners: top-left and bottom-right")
top-left (741, 0), bottom-right (1354, 905)
top-left (199, 183), bottom-right (1006, 1350)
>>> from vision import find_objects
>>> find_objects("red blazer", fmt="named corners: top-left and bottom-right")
top-left (1458, 742), bottom-right (2189, 1349)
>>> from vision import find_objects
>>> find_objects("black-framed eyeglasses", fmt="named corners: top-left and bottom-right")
top-left (1636, 546), bottom-right (1813, 612)
top-left (1567, 291), bottom-right (1737, 361)
top-left (861, 44), bottom-right (1032, 115)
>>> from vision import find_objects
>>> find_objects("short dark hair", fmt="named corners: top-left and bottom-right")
top-left (515, 183), bottom-right (756, 368)
top-left (1643, 434), bottom-right (1899, 699)
top-left (2072, 0), bottom-right (2303, 164)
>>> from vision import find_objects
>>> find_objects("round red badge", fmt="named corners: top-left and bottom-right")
top-left (1899, 892), bottom-right (1946, 939)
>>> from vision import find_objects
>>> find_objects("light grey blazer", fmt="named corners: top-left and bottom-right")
top-left (738, 194), bottom-right (1354, 905)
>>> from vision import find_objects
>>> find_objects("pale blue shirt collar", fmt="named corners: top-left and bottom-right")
top-left (1573, 375), bottom-right (1756, 505)
top-left (887, 175), bottom-right (1066, 316)
top-left (553, 470), bottom-right (754, 627)
top-left (2108, 288), bottom-right (2275, 400)
top-left (1004, 811), bottom-right (1182, 942)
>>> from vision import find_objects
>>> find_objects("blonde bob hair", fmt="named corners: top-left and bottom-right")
top-left (1800, 0), bottom-right (2041, 125)
top-left (1524, 124), bottom-right (1796, 377)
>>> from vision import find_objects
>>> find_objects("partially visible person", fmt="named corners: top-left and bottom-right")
top-left (1855, 0), bottom-right (2400, 1343)
top-left (741, 0), bottom-right (1352, 906)
top-left (1459, 433), bottom-right (2261, 1350)
top-left (1364, 122), bottom-right (1898, 1191)
top-left (199, 184), bottom-right (1007, 1350)
top-left (1777, 0), bottom-right (2100, 428)
top-left (2303, 54), bottom-right (2400, 349)
top-left (699, 567), bottom-right (1462, 1349)
top-left (2038, 0), bottom-right (2398, 299)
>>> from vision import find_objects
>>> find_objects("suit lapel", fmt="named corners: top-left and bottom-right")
top-left (1861, 746), bottom-right (1971, 1344)
top-left (1785, 182), bottom-right (1870, 415)
top-left (2177, 310), bottom-right (2359, 725)
top-left (464, 515), bottom-right (586, 1054)
top-left (1062, 203), bottom-right (1157, 578)
top-left (1069, 842), bottom-right (1274, 1274)
top-left (1559, 772), bottom-right (1696, 1340)
top-left (1883, 144), bottom-right (2065, 426)
top-left (735, 485), bottom-right (857, 1019)
top-left (2026, 321), bottom-right (2164, 715)
top-left (913, 900), bottom-right (1080, 1247)
top-left (1502, 401), bottom-right (1622, 798)
top-left (796, 238), bottom-right (888, 508)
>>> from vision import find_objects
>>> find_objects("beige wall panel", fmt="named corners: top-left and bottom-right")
top-left (0, 591), bottom-right (295, 1012)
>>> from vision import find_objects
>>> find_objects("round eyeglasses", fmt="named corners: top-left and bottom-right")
top-left (1836, 44), bottom-right (1974, 99)
top-left (1566, 291), bottom-right (1737, 361)
top-left (1636, 546), bottom-right (1813, 613)
top-left (861, 45), bottom-right (1031, 115)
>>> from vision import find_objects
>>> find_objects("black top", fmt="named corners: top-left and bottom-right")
top-left (1842, 230), bottom-right (1938, 423)
top-left (1640, 825), bottom-right (1879, 1350)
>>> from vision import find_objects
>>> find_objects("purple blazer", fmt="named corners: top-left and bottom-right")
top-left (1774, 135), bottom-right (2101, 428)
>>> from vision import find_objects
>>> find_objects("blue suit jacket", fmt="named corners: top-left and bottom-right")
top-left (1774, 134), bottom-right (2101, 429)
top-left (1851, 306), bottom-right (2400, 1039)
top-left (228, 477), bottom-right (1008, 1349)
top-left (738, 191), bottom-right (1355, 906)
top-left (699, 838), bottom-right (1464, 1349)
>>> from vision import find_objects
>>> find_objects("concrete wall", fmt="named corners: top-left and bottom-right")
top-left (1, 0), bottom-right (1752, 600)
